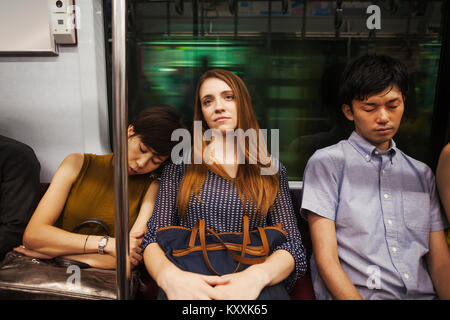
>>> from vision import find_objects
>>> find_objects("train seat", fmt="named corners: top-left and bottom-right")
top-left (288, 188), bottom-right (315, 300)
top-left (38, 183), bottom-right (316, 300)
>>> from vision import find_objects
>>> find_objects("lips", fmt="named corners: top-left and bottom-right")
top-left (214, 117), bottom-right (230, 122)
top-left (375, 128), bottom-right (393, 134)
top-left (128, 167), bottom-right (137, 175)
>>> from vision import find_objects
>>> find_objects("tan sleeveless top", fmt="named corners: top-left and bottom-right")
top-left (58, 153), bottom-right (156, 235)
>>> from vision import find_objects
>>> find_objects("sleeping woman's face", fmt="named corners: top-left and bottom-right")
top-left (127, 125), bottom-right (168, 175)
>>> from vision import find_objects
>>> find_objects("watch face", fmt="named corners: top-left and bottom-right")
top-left (99, 237), bottom-right (108, 248)
top-left (98, 237), bottom-right (108, 254)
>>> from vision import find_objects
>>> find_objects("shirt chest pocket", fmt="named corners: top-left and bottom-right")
top-left (402, 191), bottom-right (431, 233)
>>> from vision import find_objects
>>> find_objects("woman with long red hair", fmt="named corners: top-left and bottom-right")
top-left (142, 69), bottom-right (306, 299)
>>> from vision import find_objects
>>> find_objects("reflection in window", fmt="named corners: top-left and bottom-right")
top-left (105, 0), bottom-right (445, 180)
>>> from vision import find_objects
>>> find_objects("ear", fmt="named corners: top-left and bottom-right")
top-left (342, 104), bottom-right (354, 121)
top-left (127, 125), bottom-right (135, 138)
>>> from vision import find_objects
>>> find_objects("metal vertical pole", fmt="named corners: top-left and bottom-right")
top-left (192, 0), bottom-right (199, 36)
top-left (233, 0), bottom-right (238, 38)
top-left (166, 0), bottom-right (171, 36)
top-left (112, 0), bottom-right (130, 300)
top-left (200, 0), bottom-right (204, 36)
top-left (267, 0), bottom-right (272, 48)
top-left (301, 0), bottom-right (307, 39)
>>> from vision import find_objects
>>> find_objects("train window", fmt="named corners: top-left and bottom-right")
top-left (103, 0), bottom-right (446, 180)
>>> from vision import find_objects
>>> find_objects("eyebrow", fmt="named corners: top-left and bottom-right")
top-left (201, 94), bottom-right (214, 100)
top-left (147, 147), bottom-right (166, 160)
top-left (363, 97), bottom-right (401, 106)
top-left (201, 90), bottom-right (233, 100)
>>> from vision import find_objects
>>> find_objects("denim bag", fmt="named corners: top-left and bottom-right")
top-left (156, 216), bottom-right (290, 300)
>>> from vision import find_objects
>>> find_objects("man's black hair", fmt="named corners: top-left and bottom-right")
top-left (338, 54), bottom-right (409, 110)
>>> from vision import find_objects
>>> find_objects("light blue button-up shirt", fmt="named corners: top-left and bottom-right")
top-left (301, 131), bottom-right (449, 300)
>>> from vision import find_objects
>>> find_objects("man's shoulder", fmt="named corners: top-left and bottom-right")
top-left (396, 148), bottom-right (433, 177)
top-left (0, 135), bottom-right (33, 153)
top-left (308, 139), bottom-right (349, 166)
top-left (0, 135), bottom-right (38, 162)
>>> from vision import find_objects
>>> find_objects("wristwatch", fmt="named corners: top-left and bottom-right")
top-left (98, 236), bottom-right (109, 254)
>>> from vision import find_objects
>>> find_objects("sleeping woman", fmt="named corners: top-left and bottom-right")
top-left (15, 105), bottom-right (186, 270)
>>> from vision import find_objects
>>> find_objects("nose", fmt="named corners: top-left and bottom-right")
top-left (213, 98), bottom-right (225, 113)
top-left (136, 155), bottom-right (150, 169)
top-left (376, 107), bottom-right (389, 124)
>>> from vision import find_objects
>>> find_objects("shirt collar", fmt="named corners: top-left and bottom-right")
top-left (348, 131), bottom-right (397, 162)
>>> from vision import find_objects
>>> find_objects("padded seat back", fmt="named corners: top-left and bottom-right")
top-left (288, 188), bottom-right (315, 300)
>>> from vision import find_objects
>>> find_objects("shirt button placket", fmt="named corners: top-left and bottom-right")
top-left (380, 156), bottom-right (398, 276)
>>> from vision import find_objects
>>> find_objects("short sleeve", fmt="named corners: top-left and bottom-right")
top-left (141, 163), bottom-right (183, 252)
top-left (427, 169), bottom-right (449, 232)
top-left (300, 149), bottom-right (340, 222)
top-left (268, 163), bottom-right (307, 291)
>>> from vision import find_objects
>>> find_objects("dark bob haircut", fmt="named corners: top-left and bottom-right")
top-left (338, 54), bottom-right (409, 110)
top-left (130, 105), bottom-right (187, 157)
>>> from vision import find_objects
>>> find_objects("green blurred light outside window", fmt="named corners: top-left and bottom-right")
top-left (121, 1), bottom-right (445, 181)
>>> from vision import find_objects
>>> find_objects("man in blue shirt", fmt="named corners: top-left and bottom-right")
top-left (301, 54), bottom-right (450, 299)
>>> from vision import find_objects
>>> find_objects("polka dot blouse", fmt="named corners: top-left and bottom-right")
top-left (142, 162), bottom-right (307, 290)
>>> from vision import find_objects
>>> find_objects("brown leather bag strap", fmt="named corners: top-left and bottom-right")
top-left (207, 228), bottom-right (267, 265)
top-left (240, 215), bottom-right (249, 265)
top-left (199, 219), bottom-right (248, 275)
top-left (198, 220), bottom-right (221, 275)
top-left (189, 220), bottom-right (200, 248)
top-left (257, 227), bottom-right (269, 255)
top-left (197, 217), bottom-right (268, 275)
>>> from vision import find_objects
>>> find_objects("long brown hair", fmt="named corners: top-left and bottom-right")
top-left (177, 69), bottom-right (279, 218)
